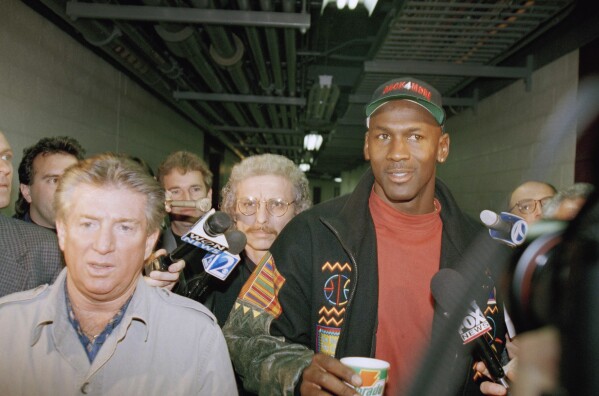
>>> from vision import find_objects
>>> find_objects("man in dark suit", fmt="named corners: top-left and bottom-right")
top-left (0, 130), bottom-right (64, 297)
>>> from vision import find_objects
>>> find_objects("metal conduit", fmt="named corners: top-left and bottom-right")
top-left (191, 0), bottom-right (249, 93)
top-left (260, 0), bottom-right (289, 149)
top-left (146, 0), bottom-right (253, 133)
top-left (189, 0), bottom-right (269, 130)
top-left (38, 0), bottom-right (244, 158)
top-left (153, 23), bottom-right (249, 127)
top-left (112, 21), bottom-right (226, 124)
top-left (282, 0), bottom-right (298, 149)
top-left (236, 0), bottom-right (272, 93)
top-left (259, 0), bottom-right (284, 95)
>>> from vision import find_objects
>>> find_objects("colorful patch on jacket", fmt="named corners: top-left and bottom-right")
top-left (316, 325), bottom-right (341, 356)
top-left (322, 261), bottom-right (352, 272)
top-left (315, 261), bottom-right (352, 355)
top-left (237, 253), bottom-right (286, 318)
top-left (323, 274), bottom-right (351, 306)
top-left (318, 306), bottom-right (346, 327)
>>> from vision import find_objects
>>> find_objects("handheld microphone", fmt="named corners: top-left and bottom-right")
top-left (149, 209), bottom-right (247, 300)
top-left (156, 210), bottom-right (232, 271)
top-left (480, 210), bottom-right (528, 247)
top-left (169, 197), bottom-right (212, 212)
top-left (431, 269), bottom-right (510, 390)
top-left (177, 227), bottom-right (247, 300)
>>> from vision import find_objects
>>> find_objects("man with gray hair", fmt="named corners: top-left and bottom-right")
top-left (204, 153), bottom-right (311, 326)
top-left (0, 154), bottom-right (237, 395)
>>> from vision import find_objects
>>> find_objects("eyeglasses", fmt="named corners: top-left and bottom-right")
top-left (237, 197), bottom-right (295, 217)
top-left (510, 196), bottom-right (553, 214)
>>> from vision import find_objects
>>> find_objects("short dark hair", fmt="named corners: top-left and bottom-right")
top-left (15, 136), bottom-right (86, 217)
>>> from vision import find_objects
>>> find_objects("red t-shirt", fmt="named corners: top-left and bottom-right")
top-left (369, 191), bottom-right (442, 396)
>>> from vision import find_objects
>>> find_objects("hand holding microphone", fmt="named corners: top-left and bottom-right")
top-left (480, 210), bottom-right (528, 247)
top-left (149, 209), bottom-right (246, 301)
top-left (431, 269), bottom-right (511, 391)
top-left (166, 197), bottom-right (212, 212)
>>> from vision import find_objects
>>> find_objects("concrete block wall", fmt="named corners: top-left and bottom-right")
top-left (0, 1), bottom-right (211, 215)
top-left (438, 51), bottom-right (579, 217)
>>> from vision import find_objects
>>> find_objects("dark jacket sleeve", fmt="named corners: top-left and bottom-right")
top-left (222, 215), bottom-right (317, 395)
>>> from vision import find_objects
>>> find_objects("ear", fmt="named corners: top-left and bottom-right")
top-left (363, 131), bottom-right (371, 161)
top-left (144, 230), bottom-right (160, 261)
top-left (55, 219), bottom-right (66, 252)
top-left (20, 184), bottom-right (33, 203)
top-left (437, 133), bottom-right (450, 163)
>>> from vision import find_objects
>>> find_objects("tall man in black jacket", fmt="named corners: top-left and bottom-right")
top-left (224, 77), bottom-right (507, 396)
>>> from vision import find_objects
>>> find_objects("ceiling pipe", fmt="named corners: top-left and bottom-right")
top-left (111, 20), bottom-right (226, 123)
top-left (323, 85), bottom-right (340, 121)
top-left (41, 0), bottom-right (173, 95)
top-left (236, 0), bottom-right (280, 151)
top-left (154, 23), bottom-right (249, 127)
top-left (145, 0), bottom-right (254, 133)
top-left (38, 0), bottom-right (245, 159)
top-left (282, 0), bottom-right (299, 149)
top-left (112, 19), bottom-right (182, 80)
top-left (236, 0), bottom-right (272, 93)
top-left (190, 0), bottom-right (248, 93)
top-left (260, 0), bottom-right (294, 150)
top-left (189, 0), bottom-right (269, 132)
top-left (237, 0), bottom-right (288, 149)
top-left (259, 0), bottom-right (284, 96)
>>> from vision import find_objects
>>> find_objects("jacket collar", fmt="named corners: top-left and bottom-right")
top-left (320, 168), bottom-right (475, 260)
top-left (32, 269), bottom-right (151, 347)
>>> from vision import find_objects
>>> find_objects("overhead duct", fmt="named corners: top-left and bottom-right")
top-left (306, 75), bottom-right (339, 122)
top-left (189, 0), bottom-right (270, 150)
top-left (154, 24), bottom-right (249, 128)
top-left (282, 0), bottom-right (299, 154)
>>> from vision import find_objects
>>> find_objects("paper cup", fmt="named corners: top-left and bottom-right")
top-left (340, 357), bottom-right (389, 396)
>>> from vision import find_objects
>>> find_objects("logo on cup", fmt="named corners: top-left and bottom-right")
top-left (355, 369), bottom-right (387, 395)
top-left (340, 357), bottom-right (390, 396)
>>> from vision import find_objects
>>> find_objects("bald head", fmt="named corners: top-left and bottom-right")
top-left (0, 131), bottom-right (14, 209)
top-left (509, 181), bottom-right (557, 224)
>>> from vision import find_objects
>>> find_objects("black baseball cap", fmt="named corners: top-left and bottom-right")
top-left (365, 77), bottom-right (446, 125)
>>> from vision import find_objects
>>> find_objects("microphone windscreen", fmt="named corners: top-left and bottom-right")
top-left (430, 268), bottom-right (466, 313)
top-left (204, 211), bottom-right (233, 236)
top-left (480, 210), bottom-right (500, 227)
top-left (197, 197), bottom-right (212, 212)
top-left (224, 230), bottom-right (247, 255)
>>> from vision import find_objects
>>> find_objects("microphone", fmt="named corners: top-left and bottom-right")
top-left (168, 197), bottom-right (212, 212)
top-left (480, 210), bottom-right (528, 247)
top-left (150, 209), bottom-right (247, 300)
top-left (431, 269), bottom-right (510, 390)
top-left (156, 210), bottom-right (233, 270)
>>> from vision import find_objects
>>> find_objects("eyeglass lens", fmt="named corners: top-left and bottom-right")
top-left (517, 196), bottom-right (552, 214)
top-left (237, 197), bottom-right (293, 217)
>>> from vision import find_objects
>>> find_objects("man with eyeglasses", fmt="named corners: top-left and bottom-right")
top-left (508, 181), bottom-right (557, 224)
top-left (205, 153), bottom-right (311, 326)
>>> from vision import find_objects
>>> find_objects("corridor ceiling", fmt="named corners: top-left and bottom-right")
top-left (26, 0), bottom-right (592, 178)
